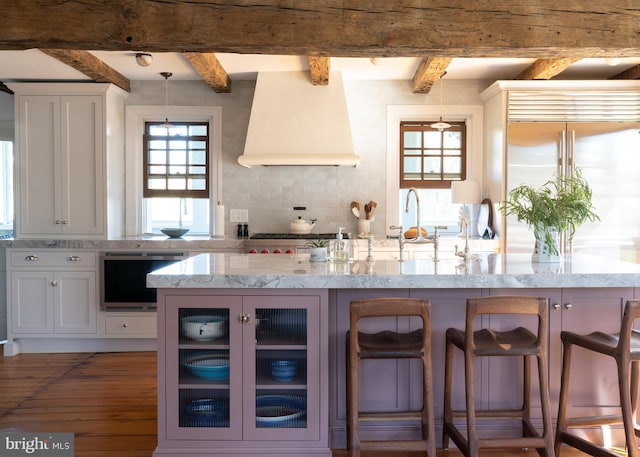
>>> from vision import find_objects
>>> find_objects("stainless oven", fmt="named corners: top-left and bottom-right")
top-left (100, 251), bottom-right (187, 311)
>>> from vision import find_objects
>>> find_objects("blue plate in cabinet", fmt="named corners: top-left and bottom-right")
top-left (255, 395), bottom-right (306, 427)
top-left (183, 355), bottom-right (230, 380)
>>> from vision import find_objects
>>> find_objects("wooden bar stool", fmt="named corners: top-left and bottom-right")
top-left (346, 297), bottom-right (436, 457)
top-left (442, 295), bottom-right (555, 457)
top-left (555, 299), bottom-right (640, 457)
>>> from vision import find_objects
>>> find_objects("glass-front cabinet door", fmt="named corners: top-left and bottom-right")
top-left (165, 294), bottom-right (243, 440)
top-left (163, 293), bottom-right (321, 442)
top-left (243, 295), bottom-right (320, 441)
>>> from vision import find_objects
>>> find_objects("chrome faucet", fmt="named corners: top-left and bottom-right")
top-left (389, 223), bottom-right (448, 262)
top-left (405, 188), bottom-right (428, 243)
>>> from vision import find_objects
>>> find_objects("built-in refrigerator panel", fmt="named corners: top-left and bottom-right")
top-left (506, 121), bottom-right (640, 261)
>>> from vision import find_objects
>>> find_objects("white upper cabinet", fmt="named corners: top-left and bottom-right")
top-left (10, 83), bottom-right (127, 239)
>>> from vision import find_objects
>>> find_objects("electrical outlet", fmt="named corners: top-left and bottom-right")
top-left (229, 209), bottom-right (249, 222)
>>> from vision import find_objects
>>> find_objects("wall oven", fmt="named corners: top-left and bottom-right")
top-left (100, 251), bottom-right (187, 311)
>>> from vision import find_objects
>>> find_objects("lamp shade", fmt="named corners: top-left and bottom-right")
top-left (451, 180), bottom-right (481, 204)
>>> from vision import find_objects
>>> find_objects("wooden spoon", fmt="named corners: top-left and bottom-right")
top-left (350, 201), bottom-right (360, 219)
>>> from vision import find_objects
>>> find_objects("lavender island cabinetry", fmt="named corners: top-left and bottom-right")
top-left (148, 253), bottom-right (640, 455)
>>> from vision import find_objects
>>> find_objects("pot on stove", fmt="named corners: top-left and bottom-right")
top-left (289, 217), bottom-right (317, 234)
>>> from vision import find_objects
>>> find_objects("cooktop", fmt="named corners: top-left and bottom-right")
top-left (250, 233), bottom-right (349, 240)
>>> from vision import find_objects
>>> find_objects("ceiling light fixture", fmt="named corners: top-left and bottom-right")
top-left (135, 52), bottom-right (153, 67)
top-left (160, 72), bottom-right (174, 130)
top-left (430, 72), bottom-right (451, 132)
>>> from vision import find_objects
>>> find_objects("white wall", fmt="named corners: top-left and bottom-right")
top-left (125, 78), bottom-right (493, 237)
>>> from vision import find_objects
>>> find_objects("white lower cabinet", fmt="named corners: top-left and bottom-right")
top-left (9, 250), bottom-right (97, 335)
top-left (154, 289), bottom-right (331, 457)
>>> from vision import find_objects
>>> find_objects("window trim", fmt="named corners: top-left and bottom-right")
top-left (125, 105), bottom-right (222, 236)
top-left (385, 104), bottom-right (483, 238)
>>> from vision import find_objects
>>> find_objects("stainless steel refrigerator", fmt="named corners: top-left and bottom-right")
top-left (506, 121), bottom-right (640, 262)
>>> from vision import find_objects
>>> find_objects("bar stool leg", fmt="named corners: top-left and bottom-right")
top-left (422, 344), bottom-right (437, 457)
top-left (464, 346), bottom-right (479, 457)
top-left (555, 339), bottom-right (573, 457)
top-left (537, 352), bottom-right (555, 457)
top-left (346, 336), bottom-right (360, 456)
top-left (442, 331), bottom-right (454, 450)
top-left (522, 354), bottom-right (531, 436)
top-left (618, 357), bottom-right (640, 457)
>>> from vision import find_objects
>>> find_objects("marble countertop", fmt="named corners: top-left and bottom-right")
top-left (147, 252), bottom-right (640, 289)
top-left (0, 236), bottom-right (244, 250)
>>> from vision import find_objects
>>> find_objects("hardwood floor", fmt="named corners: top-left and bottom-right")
top-left (0, 351), bottom-right (592, 457)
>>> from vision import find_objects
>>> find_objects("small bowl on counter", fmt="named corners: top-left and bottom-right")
top-left (161, 227), bottom-right (190, 238)
top-left (271, 360), bottom-right (298, 382)
top-left (181, 315), bottom-right (227, 341)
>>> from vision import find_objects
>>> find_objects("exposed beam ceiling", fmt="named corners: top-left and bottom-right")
top-left (2, 1), bottom-right (640, 57)
top-left (308, 57), bottom-right (330, 86)
top-left (412, 57), bottom-right (452, 93)
top-left (611, 65), bottom-right (640, 80)
top-left (515, 58), bottom-right (582, 80)
top-left (183, 52), bottom-right (231, 93)
top-left (39, 49), bottom-right (130, 92)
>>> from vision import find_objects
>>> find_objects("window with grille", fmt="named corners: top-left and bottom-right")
top-left (143, 122), bottom-right (209, 198)
top-left (400, 121), bottom-right (466, 189)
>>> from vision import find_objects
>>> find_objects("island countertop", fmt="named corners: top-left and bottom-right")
top-left (147, 252), bottom-right (640, 289)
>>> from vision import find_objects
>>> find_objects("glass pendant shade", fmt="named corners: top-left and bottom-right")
top-left (430, 73), bottom-right (450, 131)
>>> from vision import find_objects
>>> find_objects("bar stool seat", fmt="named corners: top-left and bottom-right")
top-left (555, 299), bottom-right (640, 457)
top-left (443, 295), bottom-right (555, 457)
top-left (346, 297), bottom-right (436, 457)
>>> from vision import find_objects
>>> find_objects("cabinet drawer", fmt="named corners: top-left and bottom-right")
top-left (10, 250), bottom-right (97, 268)
top-left (105, 315), bottom-right (157, 335)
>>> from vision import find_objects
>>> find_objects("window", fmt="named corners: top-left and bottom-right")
top-left (143, 122), bottom-right (209, 198)
top-left (400, 121), bottom-right (466, 189)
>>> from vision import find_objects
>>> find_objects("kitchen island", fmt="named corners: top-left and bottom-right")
top-left (148, 253), bottom-right (640, 456)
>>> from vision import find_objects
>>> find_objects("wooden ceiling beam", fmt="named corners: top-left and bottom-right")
top-left (183, 52), bottom-right (231, 93)
top-left (2, 1), bottom-right (640, 57)
top-left (412, 57), bottom-right (452, 94)
top-left (308, 57), bottom-right (330, 85)
top-left (610, 65), bottom-right (640, 80)
top-left (39, 49), bottom-right (130, 92)
top-left (515, 58), bottom-right (582, 80)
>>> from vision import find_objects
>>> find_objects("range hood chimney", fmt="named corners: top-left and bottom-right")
top-left (238, 71), bottom-right (360, 167)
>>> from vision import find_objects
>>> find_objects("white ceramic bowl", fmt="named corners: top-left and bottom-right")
top-left (181, 315), bottom-right (226, 341)
top-left (161, 227), bottom-right (189, 238)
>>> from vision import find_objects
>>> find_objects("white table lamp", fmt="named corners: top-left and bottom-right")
top-left (451, 180), bottom-right (481, 238)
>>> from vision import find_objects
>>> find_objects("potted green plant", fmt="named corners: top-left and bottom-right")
top-left (306, 239), bottom-right (328, 262)
top-left (501, 168), bottom-right (599, 262)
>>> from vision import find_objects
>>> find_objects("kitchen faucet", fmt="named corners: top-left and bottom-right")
top-left (390, 188), bottom-right (447, 262)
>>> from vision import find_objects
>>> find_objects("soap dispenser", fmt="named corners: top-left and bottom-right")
top-left (330, 227), bottom-right (349, 263)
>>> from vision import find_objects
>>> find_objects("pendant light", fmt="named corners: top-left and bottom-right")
top-left (430, 72), bottom-right (451, 131)
top-left (160, 72), bottom-right (174, 130)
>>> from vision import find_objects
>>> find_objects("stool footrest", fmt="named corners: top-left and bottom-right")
top-left (359, 350), bottom-right (423, 358)
top-left (359, 440), bottom-right (430, 452)
top-left (448, 408), bottom-right (527, 419)
top-left (565, 414), bottom-right (625, 427)
top-left (358, 411), bottom-right (423, 421)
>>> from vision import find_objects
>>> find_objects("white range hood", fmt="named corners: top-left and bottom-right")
top-left (238, 71), bottom-right (360, 167)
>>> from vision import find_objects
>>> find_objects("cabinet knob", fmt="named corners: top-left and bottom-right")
top-left (67, 255), bottom-right (81, 262)
top-left (51, 280), bottom-right (58, 287)
top-left (553, 303), bottom-right (560, 310)
top-left (240, 313), bottom-right (250, 324)
top-left (25, 255), bottom-right (39, 261)
top-left (122, 323), bottom-right (128, 328)
top-left (565, 303), bottom-right (574, 310)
